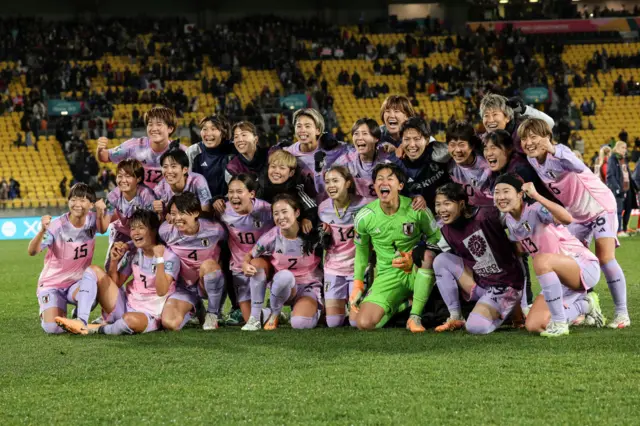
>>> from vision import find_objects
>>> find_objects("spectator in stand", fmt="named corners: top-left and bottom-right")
top-left (0, 178), bottom-right (8, 200)
top-left (106, 117), bottom-right (117, 139)
top-left (12, 132), bottom-right (23, 149)
top-left (594, 145), bottom-right (612, 182)
top-left (607, 141), bottom-right (636, 237)
top-left (9, 177), bottom-right (20, 199)
top-left (571, 133), bottom-right (585, 156)
top-left (619, 129), bottom-right (628, 143)
top-left (60, 177), bottom-right (68, 198)
top-left (632, 138), bottom-right (640, 163)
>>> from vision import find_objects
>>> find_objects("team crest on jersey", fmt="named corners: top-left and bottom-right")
top-left (151, 264), bottom-right (156, 273)
top-left (201, 238), bottom-right (210, 247)
top-left (523, 221), bottom-right (532, 232)
top-left (41, 294), bottom-right (50, 304)
top-left (254, 219), bottom-right (261, 228)
top-left (402, 222), bottom-right (415, 236)
top-left (87, 229), bottom-right (95, 238)
top-left (471, 178), bottom-right (478, 187)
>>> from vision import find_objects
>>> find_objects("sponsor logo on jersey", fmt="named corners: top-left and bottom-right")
top-left (402, 222), bottom-right (414, 236)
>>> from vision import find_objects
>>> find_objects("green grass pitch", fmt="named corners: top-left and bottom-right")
top-left (1, 237), bottom-right (639, 425)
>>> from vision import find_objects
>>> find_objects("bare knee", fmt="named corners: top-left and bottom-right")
top-left (532, 253), bottom-right (553, 275)
top-left (200, 259), bottom-right (221, 275)
top-left (123, 313), bottom-right (148, 333)
top-left (161, 316), bottom-right (182, 331)
top-left (525, 317), bottom-right (547, 333)
top-left (356, 316), bottom-right (377, 330)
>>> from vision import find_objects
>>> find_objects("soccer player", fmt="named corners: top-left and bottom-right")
top-left (479, 94), bottom-right (554, 154)
top-left (96, 106), bottom-right (186, 189)
top-left (519, 118), bottom-right (629, 328)
top-left (388, 117), bottom-right (450, 212)
top-left (351, 163), bottom-right (441, 333)
top-left (28, 183), bottom-right (99, 334)
top-left (494, 173), bottom-right (605, 337)
top-left (220, 174), bottom-right (274, 330)
top-left (318, 166), bottom-right (369, 327)
top-left (379, 95), bottom-right (416, 147)
top-left (242, 194), bottom-right (323, 330)
top-left (56, 210), bottom-right (181, 335)
top-left (446, 120), bottom-right (494, 207)
top-left (432, 183), bottom-right (525, 334)
top-left (226, 121), bottom-right (269, 181)
top-left (160, 193), bottom-right (227, 331)
top-left (187, 115), bottom-right (235, 215)
top-left (95, 159), bottom-right (156, 267)
top-left (334, 118), bottom-right (393, 201)
top-left (153, 143), bottom-right (213, 220)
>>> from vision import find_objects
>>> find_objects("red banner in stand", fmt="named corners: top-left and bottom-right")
top-left (468, 17), bottom-right (640, 34)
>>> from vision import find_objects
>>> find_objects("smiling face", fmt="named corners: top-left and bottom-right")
top-left (324, 170), bottom-right (350, 200)
top-left (434, 193), bottom-right (464, 225)
top-left (268, 162), bottom-right (294, 185)
top-left (67, 196), bottom-right (94, 220)
top-left (401, 128), bottom-right (427, 161)
top-left (161, 157), bottom-right (188, 186)
top-left (494, 183), bottom-right (522, 214)
top-left (520, 132), bottom-right (547, 160)
top-left (233, 128), bottom-right (257, 156)
top-left (129, 221), bottom-right (155, 249)
top-left (200, 121), bottom-right (223, 148)
top-left (227, 180), bottom-right (255, 214)
top-left (482, 108), bottom-right (509, 133)
top-left (272, 200), bottom-right (299, 231)
top-left (295, 115), bottom-right (320, 147)
top-left (483, 140), bottom-right (510, 172)
top-left (116, 169), bottom-right (139, 194)
top-left (147, 118), bottom-right (173, 145)
top-left (352, 124), bottom-right (377, 157)
top-left (447, 139), bottom-right (474, 165)
top-left (169, 204), bottom-right (199, 233)
top-left (383, 108), bottom-right (408, 137)
top-left (374, 168), bottom-right (403, 203)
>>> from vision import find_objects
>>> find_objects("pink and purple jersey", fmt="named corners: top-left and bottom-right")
top-left (37, 212), bottom-right (97, 291)
top-left (284, 142), bottom-right (349, 176)
top-left (220, 199), bottom-right (274, 272)
top-left (334, 148), bottom-right (393, 201)
top-left (318, 195), bottom-right (369, 276)
top-left (448, 156), bottom-right (494, 207)
top-left (505, 202), bottom-right (598, 262)
top-left (153, 172), bottom-right (212, 209)
top-left (159, 219), bottom-right (226, 286)
top-left (528, 144), bottom-right (616, 222)
top-left (251, 227), bottom-right (323, 284)
top-left (107, 137), bottom-right (187, 189)
top-left (106, 185), bottom-right (156, 236)
top-left (118, 245), bottom-right (180, 317)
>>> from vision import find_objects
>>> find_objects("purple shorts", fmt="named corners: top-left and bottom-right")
top-left (323, 273), bottom-right (353, 300)
top-left (292, 281), bottom-right (323, 307)
top-left (465, 285), bottom-right (522, 322)
top-left (37, 282), bottom-right (80, 315)
top-left (104, 288), bottom-right (160, 333)
top-left (575, 255), bottom-right (601, 291)
top-left (232, 271), bottom-right (251, 303)
top-left (568, 211), bottom-right (619, 247)
top-left (168, 283), bottom-right (201, 309)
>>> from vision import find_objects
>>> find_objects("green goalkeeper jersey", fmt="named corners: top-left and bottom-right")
top-left (353, 195), bottom-right (441, 281)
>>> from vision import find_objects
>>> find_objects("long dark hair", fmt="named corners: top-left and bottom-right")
top-left (271, 193), bottom-right (319, 256)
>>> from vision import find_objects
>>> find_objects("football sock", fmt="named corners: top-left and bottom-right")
top-left (249, 268), bottom-right (267, 319)
top-left (538, 272), bottom-right (566, 323)
top-left (433, 252), bottom-right (463, 318)
top-left (269, 271), bottom-right (295, 317)
top-left (204, 270), bottom-right (224, 315)
top-left (410, 268), bottom-right (435, 317)
top-left (75, 268), bottom-right (98, 326)
top-left (100, 318), bottom-right (134, 335)
top-left (602, 259), bottom-right (628, 316)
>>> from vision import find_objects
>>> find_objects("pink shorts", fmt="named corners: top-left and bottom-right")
top-left (103, 288), bottom-right (161, 333)
top-left (568, 211), bottom-right (619, 247)
top-left (574, 255), bottom-right (601, 291)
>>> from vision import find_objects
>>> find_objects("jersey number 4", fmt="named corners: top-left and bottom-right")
top-left (187, 250), bottom-right (198, 261)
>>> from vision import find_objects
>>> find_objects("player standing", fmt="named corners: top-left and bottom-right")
top-left (55, 210), bottom-right (180, 335)
top-left (160, 193), bottom-right (227, 331)
top-left (318, 166), bottom-right (369, 327)
top-left (494, 174), bottom-right (605, 337)
top-left (242, 194), bottom-right (323, 330)
top-left (96, 106), bottom-right (186, 189)
top-left (28, 184), bottom-right (99, 334)
top-left (519, 118), bottom-right (629, 328)
top-left (351, 163), bottom-right (441, 333)
top-left (220, 175), bottom-right (273, 330)
top-left (432, 183), bottom-right (525, 334)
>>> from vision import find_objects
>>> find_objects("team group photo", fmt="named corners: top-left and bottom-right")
top-left (2, 0), bottom-right (640, 424)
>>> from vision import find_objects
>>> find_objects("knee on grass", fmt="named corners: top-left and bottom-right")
top-left (465, 313), bottom-right (497, 335)
top-left (291, 315), bottom-right (319, 329)
top-left (356, 316), bottom-right (377, 331)
top-left (326, 314), bottom-right (345, 328)
top-left (42, 322), bottom-right (65, 334)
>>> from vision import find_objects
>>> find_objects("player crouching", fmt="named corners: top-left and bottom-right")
top-left (55, 210), bottom-right (180, 335)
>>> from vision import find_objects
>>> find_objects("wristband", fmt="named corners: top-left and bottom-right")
top-left (155, 257), bottom-right (165, 264)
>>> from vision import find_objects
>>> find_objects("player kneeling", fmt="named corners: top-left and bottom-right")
top-left (494, 174), bottom-right (605, 337)
top-left (28, 184), bottom-right (99, 334)
top-left (350, 164), bottom-right (441, 333)
top-left (56, 210), bottom-right (180, 335)
top-left (433, 183), bottom-right (525, 334)
top-left (242, 195), bottom-right (323, 330)
top-left (160, 193), bottom-right (227, 331)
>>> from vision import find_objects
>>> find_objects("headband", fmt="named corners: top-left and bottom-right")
top-left (495, 174), bottom-right (523, 192)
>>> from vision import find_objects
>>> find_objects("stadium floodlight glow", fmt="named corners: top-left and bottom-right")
top-left (529, 0), bottom-right (539, 3)
top-left (499, 0), bottom-right (508, 3)
top-left (61, 111), bottom-right (68, 116)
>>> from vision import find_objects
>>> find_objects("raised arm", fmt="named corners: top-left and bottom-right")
top-left (522, 182), bottom-right (573, 225)
top-left (27, 215), bottom-right (51, 256)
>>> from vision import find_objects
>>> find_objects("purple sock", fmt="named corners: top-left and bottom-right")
top-left (291, 312), bottom-right (320, 329)
top-left (538, 272), bottom-right (566, 323)
top-left (100, 318), bottom-right (134, 335)
top-left (602, 259), bottom-right (628, 315)
top-left (204, 270), bottom-right (224, 315)
top-left (269, 271), bottom-right (295, 317)
top-left (249, 269), bottom-right (267, 319)
top-left (326, 314), bottom-right (345, 328)
top-left (176, 312), bottom-right (193, 331)
top-left (433, 253), bottom-right (463, 317)
top-left (42, 322), bottom-right (65, 334)
top-left (465, 312), bottom-right (498, 335)
top-left (75, 268), bottom-right (98, 325)
top-left (564, 295), bottom-right (589, 323)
